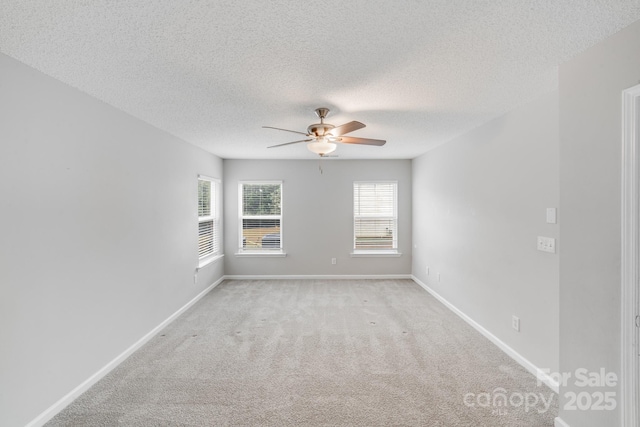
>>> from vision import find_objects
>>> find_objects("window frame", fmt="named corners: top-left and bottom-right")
top-left (352, 180), bottom-right (401, 257)
top-left (237, 180), bottom-right (285, 257)
top-left (198, 175), bottom-right (223, 268)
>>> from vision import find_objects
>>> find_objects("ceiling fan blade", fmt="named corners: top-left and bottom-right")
top-left (338, 136), bottom-right (386, 146)
top-left (329, 121), bottom-right (365, 136)
top-left (263, 126), bottom-right (308, 136)
top-left (267, 139), bottom-right (313, 148)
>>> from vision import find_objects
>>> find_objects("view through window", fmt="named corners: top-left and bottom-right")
top-left (240, 182), bottom-right (282, 250)
top-left (353, 181), bottom-right (398, 251)
top-left (198, 176), bottom-right (221, 260)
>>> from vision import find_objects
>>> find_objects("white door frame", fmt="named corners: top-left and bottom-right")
top-left (621, 84), bottom-right (640, 427)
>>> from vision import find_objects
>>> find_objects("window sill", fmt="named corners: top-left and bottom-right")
top-left (350, 251), bottom-right (402, 257)
top-left (235, 250), bottom-right (287, 258)
top-left (198, 254), bottom-right (224, 269)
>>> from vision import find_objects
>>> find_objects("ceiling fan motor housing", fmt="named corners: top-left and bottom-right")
top-left (307, 123), bottom-right (335, 137)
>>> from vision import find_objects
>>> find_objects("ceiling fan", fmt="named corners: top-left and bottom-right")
top-left (264, 107), bottom-right (386, 157)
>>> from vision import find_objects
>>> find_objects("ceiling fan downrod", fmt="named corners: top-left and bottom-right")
top-left (314, 107), bottom-right (330, 122)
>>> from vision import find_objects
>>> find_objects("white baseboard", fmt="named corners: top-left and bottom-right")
top-left (411, 275), bottom-right (559, 394)
top-left (223, 274), bottom-right (412, 280)
top-left (554, 416), bottom-right (570, 427)
top-left (26, 276), bottom-right (225, 427)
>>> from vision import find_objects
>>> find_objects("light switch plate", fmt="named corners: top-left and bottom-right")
top-left (512, 315), bottom-right (520, 332)
top-left (546, 208), bottom-right (557, 224)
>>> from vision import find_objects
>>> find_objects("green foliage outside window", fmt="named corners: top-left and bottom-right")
top-left (198, 180), bottom-right (211, 216)
top-left (242, 184), bottom-right (281, 215)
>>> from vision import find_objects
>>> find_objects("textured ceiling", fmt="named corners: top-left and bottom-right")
top-left (2, 1), bottom-right (640, 159)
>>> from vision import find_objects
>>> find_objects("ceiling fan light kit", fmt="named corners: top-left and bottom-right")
top-left (264, 107), bottom-right (386, 157)
top-left (307, 139), bottom-right (337, 156)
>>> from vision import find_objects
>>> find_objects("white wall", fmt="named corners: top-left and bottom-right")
top-left (412, 90), bottom-right (560, 374)
top-left (0, 53), bottom-right (224, 426)
top-left (223, 159), bottom-right (412, 276)
top-left (558, 19), bottom-right (640, 427)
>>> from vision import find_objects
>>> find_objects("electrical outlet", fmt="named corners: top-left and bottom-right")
top-left (512, 315), bottom-right (520, 332)
top-left (331, 258), bottom-right (337, 265)
top-left (537, 236), bottom-right (556, 253)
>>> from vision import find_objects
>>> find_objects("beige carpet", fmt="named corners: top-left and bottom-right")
top-left (47, 279), bottom-right (557, 426)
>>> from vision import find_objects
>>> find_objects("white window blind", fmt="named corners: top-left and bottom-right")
top-left (198, 177), bottom-right (221, 259)
top-left (353, 181), bottom-right (398, 251)
top-left (240, 182), bottom-right (282, 250)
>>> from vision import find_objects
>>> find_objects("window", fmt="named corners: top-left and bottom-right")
top-left (353, 181), bottom-right (398, 254)
top-left (198, 176), bottom-right (221, 265)
top-left (239, 181), bottom-right (283, 254)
